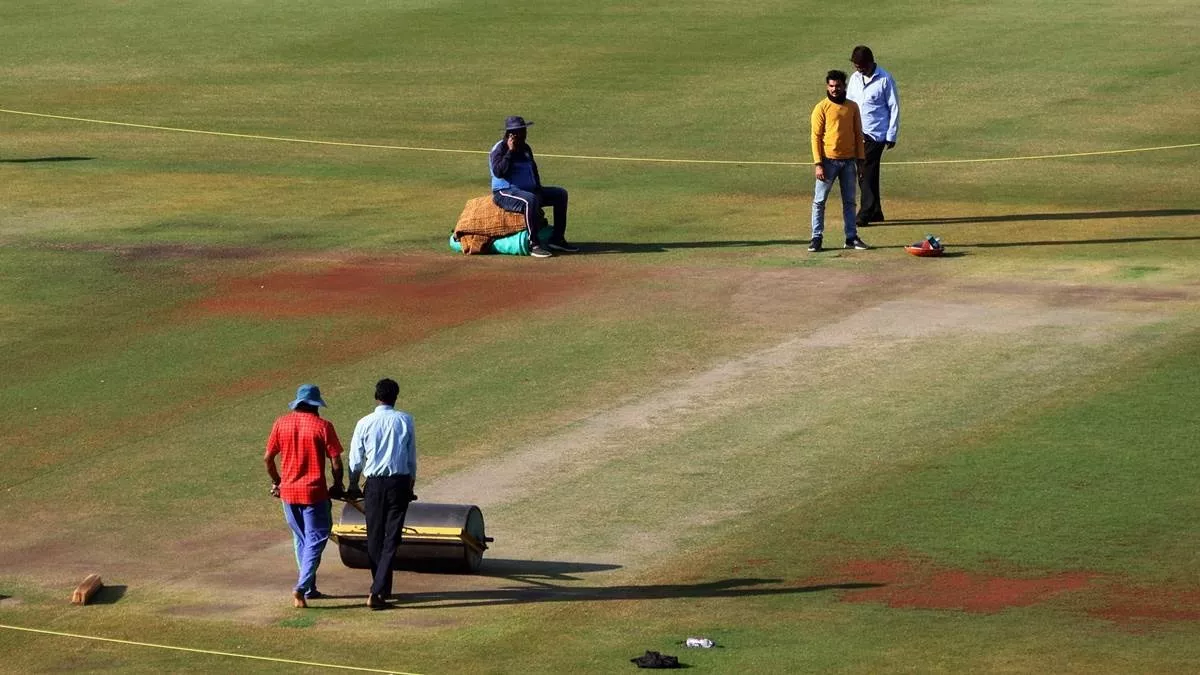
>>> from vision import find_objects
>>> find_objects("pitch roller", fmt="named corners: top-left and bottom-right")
top-left (330, 501), bottom-right (492, 573)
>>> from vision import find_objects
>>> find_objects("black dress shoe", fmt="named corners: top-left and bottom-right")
top-left (368, 594), bottom-right (388, 610)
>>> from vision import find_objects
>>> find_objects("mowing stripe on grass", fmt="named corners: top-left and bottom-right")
top-left (0, 623), bottom-right (420, 674)
top-left (3, 108), bottom-right (1197, 167)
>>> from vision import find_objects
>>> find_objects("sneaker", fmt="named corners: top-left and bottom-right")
top-left (547, 240), bottom-right (580, 253)
top-left (807, 236), bottom-right (823, 252)
top-left (304, 589), bottom-right (325, 600)
top-left (845, 237), bottom-right (871, 250)
top-left (530, 245), bottom-right (554, 258)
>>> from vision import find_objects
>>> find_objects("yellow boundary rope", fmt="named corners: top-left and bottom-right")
top-left (0, 623), bottom-right (421, 675)
top-left (2, 108), bottom-right (1197, 166)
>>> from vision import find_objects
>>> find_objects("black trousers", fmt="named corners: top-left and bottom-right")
top-left (364, 474), bottom-right (414, 598)
top-left (493, 186), bottom-right (569, 242)
top-left (856, 139), bottom-right (887, 226)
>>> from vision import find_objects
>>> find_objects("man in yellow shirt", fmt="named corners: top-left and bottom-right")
top-left (809, 70), bottom-right (869, 252)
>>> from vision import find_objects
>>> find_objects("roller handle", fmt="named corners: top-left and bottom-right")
top-left (330, 489), bottom-right (418, 515)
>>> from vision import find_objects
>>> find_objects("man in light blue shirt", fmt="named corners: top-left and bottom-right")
top-left (846, 45), bottom-right (900, 228)
top-left (347, 378), bottom-right (417, 610)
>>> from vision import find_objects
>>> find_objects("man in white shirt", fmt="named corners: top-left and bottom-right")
top-left (348, 378), bottom-right (417, 610)
top-left (846, 45), bottom-right (900, 228)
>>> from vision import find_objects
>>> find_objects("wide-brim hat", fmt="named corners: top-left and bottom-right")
top-left (504, 115), bottom-right (534, 132)
top-left (289, 383), bottom-right (327, 409)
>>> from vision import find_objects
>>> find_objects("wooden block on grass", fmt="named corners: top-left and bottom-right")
top-left (71, 574), bottom-right (103, 605)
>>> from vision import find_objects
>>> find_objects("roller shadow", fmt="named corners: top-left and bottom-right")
top-left (396, 577), bottom-right (882, 609)
top-left (89, 585), bottom-right (127, 605)
top-left (475, 558), bottom-right (622, 584)
top-left (875, 208), bottom-right (1200, 226)
top-left (0, 156), bottom-right (94, 164)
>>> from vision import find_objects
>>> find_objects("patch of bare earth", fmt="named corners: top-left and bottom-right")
top-left (189, 253), bottom-right (603, 322)
top-left (796, 555), bottom-right (1200, 628)
top-left (829, 558), bottom-right (1094, 613)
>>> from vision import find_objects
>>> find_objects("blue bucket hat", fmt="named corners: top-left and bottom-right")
top-left (289, 383), bottom-right (327, 409)
top-left (504, 115), bottom-right (533, 132)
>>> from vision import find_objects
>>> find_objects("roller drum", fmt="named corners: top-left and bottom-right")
top-left (333, 501), bottom-right (490, 574)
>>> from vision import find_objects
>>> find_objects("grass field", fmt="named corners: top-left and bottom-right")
top-left (2, 1), bottom-right (1198, 672)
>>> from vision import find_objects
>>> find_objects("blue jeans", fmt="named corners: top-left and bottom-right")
top-left (811, 159), bottom-right (858, 239)
top-left (283, 500), bottom-right (332, 596)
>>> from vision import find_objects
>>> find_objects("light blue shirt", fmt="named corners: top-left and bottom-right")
top-left (349, 405), bottom-right (417, 484)
top-left (847, 64), bottom-right (900, 144)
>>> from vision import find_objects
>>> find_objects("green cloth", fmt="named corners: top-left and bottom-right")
top-left (449, 226), bottom-right (552, 256)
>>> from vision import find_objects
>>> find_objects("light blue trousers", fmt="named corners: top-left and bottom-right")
top-left (282, 500), bottom-right (332, 596)
top-left (811, 158), bottom-right (858, 239)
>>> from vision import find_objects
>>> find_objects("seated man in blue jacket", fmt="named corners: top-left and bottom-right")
top-left (489, 116), bottom-right (577, 258)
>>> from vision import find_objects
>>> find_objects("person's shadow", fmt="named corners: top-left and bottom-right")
top-left (396, 576), bottom-right (880, 610)
top-left (311, 559), bottom-right (881, 610)
top-left (582, 239), bottom-right (803, 254)
top-left (579, 209), bottom-right (1199, 254)
top-left (0, 156), bottom-right (94, 164)
top-left (878, 208), bottom-right (1199, 226)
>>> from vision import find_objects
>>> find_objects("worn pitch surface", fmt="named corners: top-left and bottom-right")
top-left (3, 250), bottom-right (1194, 634)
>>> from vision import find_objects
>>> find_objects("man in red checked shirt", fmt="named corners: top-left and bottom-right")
top-left (265, 383), bottom-right (346, 608)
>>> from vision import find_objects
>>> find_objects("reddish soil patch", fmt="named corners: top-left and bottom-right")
top-left (192, 255), bottom-right (596, 322)
top-left (1089, 585), bottom-right (1200, 628)
top-left (176, 254), bottom-right (606, 401)
top-left (829, 558), bottom-right (1094, 614)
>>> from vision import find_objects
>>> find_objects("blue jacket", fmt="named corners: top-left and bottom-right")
top-left (490, 140), bottom-right (542, 192)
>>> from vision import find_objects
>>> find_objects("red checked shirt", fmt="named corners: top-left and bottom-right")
top-left (265, 411), bottom-right (344, 505)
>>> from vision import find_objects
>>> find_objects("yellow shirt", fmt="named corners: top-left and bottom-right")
top-left (811, 98), bottom-right (865, 163)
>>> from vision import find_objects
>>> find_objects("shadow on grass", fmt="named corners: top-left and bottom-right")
top-left (0, 156), bottom-right (94, 164)
top-left (397, 577), bottom-right (881, 609)
top-left (965, 235), bottom-right (1200, 248)
top-left (308, 558), bottom-right (880, 610)
top-left (574, 210), bottom-right (1199, 254)
top-left (582, 240), bottom-right (804, 254)
top-left (877, 208), bottom-right (1200, 226)
top-left (476, 558), bottom-right (621, 583)
top-left (801, 233), bottom-right (1200, 253)
top-left (90, 585), bottom-right (127, 605)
